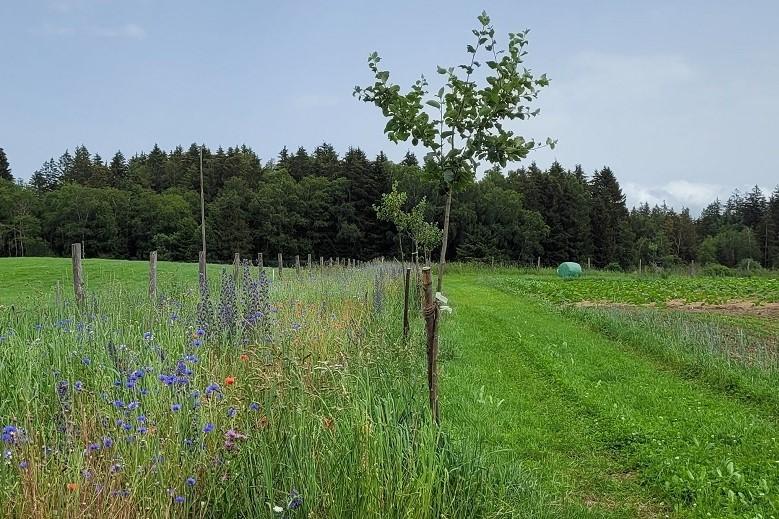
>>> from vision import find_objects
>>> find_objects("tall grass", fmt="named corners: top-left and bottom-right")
top-left (0, 262), bottom-right (508, 518)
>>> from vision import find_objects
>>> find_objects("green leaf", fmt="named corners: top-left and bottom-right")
top-left (467, 44), bottom-right (476, 53)
top-left (376, 71), bottom-right (389, 81)
top-left (426, 100), bottom-right (441, 109)
top-left (437, 66), bottom-right (447, 75)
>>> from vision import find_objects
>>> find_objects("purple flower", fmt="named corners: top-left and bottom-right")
top-left (191, 338), bottom-right (203, 348)
top-left (56, 380), bottom-right (69, 398)
top-left (195, 327), bottom-right (205, 337)
top-left (137, 426), bottom-right (148, 435)
top-left (87, 442), bottom-right (100, 453)
top-left (185, 476), bottom-right (196, 487)
top-left (202, 422), bottom-right (214, 434)
top-left (2, 425), bottom-right (18, 444)
top-left (174, 495), bottom-right (185, 504)
top-left (288, 489), bottom-right (303, 510)
top-left (81, 356), bottom-right (91, 366)
top-left (204, 383), bottom-right (220, 396)
top-left (112, 400), bottom-right (125, 409)
top-left (19, 460), bottom-right (28, 470)
top-left (110, 463), bottom-right (122, 474)
top-left (227, 406), bottom-right (237, 418)
top-left (249, 402), bottom-right (261, 412)
top-left (143, 331), bottom-right (153, 341)
top-left (102, 437), bottom-right (113, 449)
top-left (137, 415), bottom-right (147, 423)
top-left (82, 469), bottom-right (93, 480)
top-left (127, 401), bottom-right (140, 411)
top-left (171, 403), bottom-right (182, 412)
top-left (159, 374), bottom-right (175, 386)
top-left (74, 380), bottom-right (85, 391)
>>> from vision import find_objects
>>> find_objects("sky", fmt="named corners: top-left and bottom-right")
top-left (1, 0), bottom-right (778, 212)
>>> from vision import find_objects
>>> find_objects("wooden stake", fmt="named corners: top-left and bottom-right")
top-left (233, 253), bottom-right (240, 282)
top-left (258, 252), bottom-right (263, 269)
top-left (198, 250), bottom-right (207, 285)
top-left (320, 256), bottom-right (324, 268)
top-left (295, 254), bottom-right (300, 274)
top-left (149, 250), bottom-right (157, 299)
top-left (278, 253), bottom-right (283, 280)
top-left (403, 267), bottom-right (411, 339)
top-left (307, 253), bottom-right (312, 268)
top-left (71, 243), bottom-right (84, 304)
top-left (422, 267), bottom-right (440, 424)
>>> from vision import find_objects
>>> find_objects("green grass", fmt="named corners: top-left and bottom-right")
top-left (4, 258), bottom-right (779, 517)
top-left (441, 272), bottom-right (779, 518)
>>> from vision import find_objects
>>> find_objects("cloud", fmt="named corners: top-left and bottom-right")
top-left (92, 23), bottom-right (146, 39)
top-left (33, 22), bottom-right (146, 40)
top-left (623, 180), bottom-right (772, 214)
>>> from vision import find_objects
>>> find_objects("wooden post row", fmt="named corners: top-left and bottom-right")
top-left (71, 243), bottom-right (84, 304)
top-left (233, 253), bottom-right (240, 281)
top-left (149, 250), bottom-right (157, 299)
top-left (278, 253), bottom-right (283, 279)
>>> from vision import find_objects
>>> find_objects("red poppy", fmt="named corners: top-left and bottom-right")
top-left (225, 376), bottom-right (235, 386)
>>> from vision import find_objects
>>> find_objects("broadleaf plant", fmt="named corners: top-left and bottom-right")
top-left (355, 11), bottom-right (554, 291)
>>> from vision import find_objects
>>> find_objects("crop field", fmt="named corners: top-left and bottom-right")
top-left (2, 258), bottom-right (779, 518)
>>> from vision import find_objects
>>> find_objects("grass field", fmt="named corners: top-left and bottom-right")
top-left (1, 258), bottom-right (778, 517)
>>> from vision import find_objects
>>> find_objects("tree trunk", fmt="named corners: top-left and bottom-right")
top-left (436, 186), bottom-right (453, 293)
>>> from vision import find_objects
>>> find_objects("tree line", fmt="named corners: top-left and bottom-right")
top-left (0, 144), bottom-right (778, 269)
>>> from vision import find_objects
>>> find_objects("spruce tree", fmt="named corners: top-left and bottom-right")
top-left (0, 148), bottom-right (12, 181)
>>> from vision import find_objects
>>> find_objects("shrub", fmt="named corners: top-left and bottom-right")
top-left (701, 263), bottom-right (733, 277)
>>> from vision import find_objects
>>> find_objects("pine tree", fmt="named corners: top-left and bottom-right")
top-left (109, 151), bottom-right (129, 187)
top-left (0, 148), bottom-right (12, 181)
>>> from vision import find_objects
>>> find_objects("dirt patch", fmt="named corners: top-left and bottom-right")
top-left (576, 299), bottom-right (779, 318)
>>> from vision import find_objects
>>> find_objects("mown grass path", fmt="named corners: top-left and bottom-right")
top-left (441, 274), bottom-right (779, 518)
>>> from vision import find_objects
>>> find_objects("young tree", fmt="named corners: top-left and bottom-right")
top-left (355, 11), bottom-right (553, 291)
top-left (0, 148), bottom-right (12, 181)
top-left (375, 181), bottom-right (442, 264)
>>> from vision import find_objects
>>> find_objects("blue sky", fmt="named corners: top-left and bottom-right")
top-left (1, 1), bottom-right (777, 211)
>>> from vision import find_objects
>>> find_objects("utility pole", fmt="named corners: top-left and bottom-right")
top-left (199, 145), bottom-right (207, 257)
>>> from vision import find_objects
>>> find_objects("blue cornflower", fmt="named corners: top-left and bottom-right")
top-left (158, 374), bottom-right (175, 386)
top-left (19, 460), bottom-right (28, 470)
top-left (102, 437), bottom-right (113, 449)
top-left (171, 403), bottom-right (182, 412)
top-left (204, 383), bottom-right (220, 396)
top-left (288, 489), bottom-right (303, 510)
top-left (202, 422), bottom-right (214, 434)
top-left (82, 469), bottom-right (93, 480)
top-left (34, 323), bottom-right (43, 331)
top-left (112, 400), bottom-right (125, 409)
top-left (191, 338), bottom-right (203, 348)
top-left (291, 323), bottom-right (302, 332)
top-left (195, 327), bottom-right (205, 337)
top-left (170, 313), bottom-right (179, 323)
top-left (184, 438), bottom-right (193, 447)
top-left (185, 476), bottom-right (196, 487)
top-left (2, 425), bottom-right (18, 444)
top-left (143, 331), bottom-right (153, 341)
top-left (74, 380), bottom-right (84, 391)
top-left (227, 406), bottom-right (237, 418)
top-left (127, 401), bottom-right (140, 411)
top-left (137, 415), bottom-right (147, 423)
top-left (184, 354), bottom-right (198, 364)
top-left (87, 442), bottom-right (100, 453)
top-left (174, 495), bottom-right (185, 504)
top-left (81, 356), bottom-right (91, 366)
top-left (136, 426), bottom-right (147, 435)
top-left (249, 402), bottom-right (261, 412)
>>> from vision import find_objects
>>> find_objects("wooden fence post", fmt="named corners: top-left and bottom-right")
top-left (307, 253), bottom-right (312, 269)
top-left (403, 267), bottom-right (411, 339)
top-left (329, 257), bottom-right (333, 267)
top-left (71, 243), bottom-right (84, 304)
top-left (320, 256), bottom-right (324, 268)
top-left (278, 253), bottom-right (284, 280)
top-left (233, 253), bottom-right (240, 282)
top-left (149, 250), bottom-right (157, 299)
top-left (422, 267), bottom-right (440, 424)
top-left (198, 250), bottom-right (207, 285)
top-left (295, 254), bottom-right (301, 274)
top-left (258, 252), bottom-right (264, 269)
